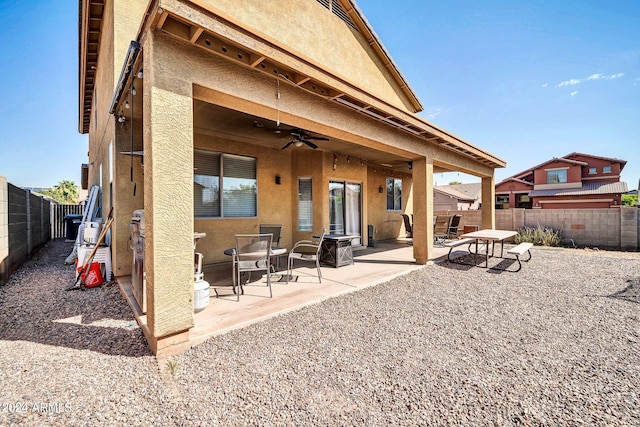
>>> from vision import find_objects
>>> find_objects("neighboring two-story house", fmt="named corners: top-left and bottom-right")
top-left (495, 153), bottom-right (628, 209)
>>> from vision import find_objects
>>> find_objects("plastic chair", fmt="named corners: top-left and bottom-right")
top-left (287, 229), bottom-right (325, 284)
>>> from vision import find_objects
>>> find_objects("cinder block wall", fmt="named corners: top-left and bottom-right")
top-left (0, 176), bottom-right (8, 284)
top-left (1, 181), bottom-right (52, 285)
top-left (435, 207), bottom-right (639, 250)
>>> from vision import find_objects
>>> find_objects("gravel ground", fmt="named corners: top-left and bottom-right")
top-left (1, 239), bottom-right (639, 426)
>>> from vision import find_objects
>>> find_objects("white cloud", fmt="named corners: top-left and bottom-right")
top-left (555, 73), bottom-right (625, 90)
top-left (542, 83), bottom-right (548, 88)
top-left (425, 107), bottom-right (443, 120)
top-left (571, 91), bottom-right (579, 96)
top-left (557, 79), bottom-right (581, 87)
top-left (605, 73), bottom-right (624, 80)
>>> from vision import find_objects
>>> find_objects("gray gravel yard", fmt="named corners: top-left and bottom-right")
top-left (1, 239), bottom-right (638, 426)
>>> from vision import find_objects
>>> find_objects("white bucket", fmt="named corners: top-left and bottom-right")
top-left (83, 222), bottom-right (101, 245)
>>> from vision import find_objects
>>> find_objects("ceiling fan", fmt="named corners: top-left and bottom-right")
top-left (281, 128), bottom-right (328, 150)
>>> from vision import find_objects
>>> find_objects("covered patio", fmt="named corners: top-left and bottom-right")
top-left (79, 0), bottom-right (505, 355)
top-left (118, 240), bottom-right (455, 355)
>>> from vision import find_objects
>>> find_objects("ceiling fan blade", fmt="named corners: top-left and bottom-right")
top-left (303, 140), bottom-right (318, 149)
top-left (305, 136), bottom-right (329, 141)
top-left (281, 141), bottom-right (294, 150)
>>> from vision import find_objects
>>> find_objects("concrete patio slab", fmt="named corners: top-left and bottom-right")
top-left (117, 239), bottom-right (456, 355)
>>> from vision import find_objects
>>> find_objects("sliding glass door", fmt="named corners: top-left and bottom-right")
top-left (329, 181), bottom-right (362, 246)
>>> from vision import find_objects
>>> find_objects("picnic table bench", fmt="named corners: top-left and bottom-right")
top-left (445, 238), bottom-right (476, 262)
top-left (507, 242), bottom-right (533, 272)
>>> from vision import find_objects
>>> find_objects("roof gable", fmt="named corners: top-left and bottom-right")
top-left (198, 0), bottom-right (422, 113)
top-left (563, 152), bottom-right (627, 170)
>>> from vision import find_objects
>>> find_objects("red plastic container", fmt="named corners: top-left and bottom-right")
top-left (76, 262), bottom-right (104, 288)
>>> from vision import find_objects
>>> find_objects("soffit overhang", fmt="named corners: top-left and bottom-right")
top-left (78, 0), bottom-right (105, 134)
top-left (96, 0), bottom-right (505, 170)
top-left (338, 0), bottom-right (423, 113)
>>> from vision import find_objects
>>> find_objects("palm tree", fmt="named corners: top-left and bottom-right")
top-left (49, 180), bottom-right (78, 204)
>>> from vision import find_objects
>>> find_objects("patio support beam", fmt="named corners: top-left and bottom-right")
top-left (143, 32), bottom-right (194, 351)
top-left (481, 175), bottom-right (496, 230)
top-left (411, 157), bottom-right (434, 264)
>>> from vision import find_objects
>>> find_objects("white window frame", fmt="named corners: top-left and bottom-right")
top-left (546, 169), bottom-right (567, 184)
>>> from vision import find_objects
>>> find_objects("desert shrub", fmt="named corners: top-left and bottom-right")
top-left (515, 224), bottom-right (562, 246)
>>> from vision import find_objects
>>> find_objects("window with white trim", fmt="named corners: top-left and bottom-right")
top-left (194, 150), bottom-right (257, 218)
top-left (603, 166), bottom-right (611, 173)
top-left (589, 167), bottom-right (597, 174)
top-left (546, 169), bottom-right (567, 184)
top-left (298, 177), bottom-right (313, 231)
top-left (386, 178), bottom-right (402, 211)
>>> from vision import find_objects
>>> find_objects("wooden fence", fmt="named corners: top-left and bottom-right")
top-left (51, 204), bottom-right (84, 240)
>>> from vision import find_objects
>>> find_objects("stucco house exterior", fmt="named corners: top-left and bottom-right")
top-left (495, 153), bottom-right (627, 210)
top-left (78, 0), bottom-right (505, 354)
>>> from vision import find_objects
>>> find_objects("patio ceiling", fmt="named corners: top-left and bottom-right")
top-left (135, 1), bottom-right (505, 170)
top-left (193, 101), bottom-right (432, 172)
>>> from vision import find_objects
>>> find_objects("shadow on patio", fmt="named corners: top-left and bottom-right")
top-left (118, 239), bottom-right (455, 354)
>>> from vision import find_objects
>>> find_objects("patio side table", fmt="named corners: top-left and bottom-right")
top-left (320, 234), bottom-right (356, 268)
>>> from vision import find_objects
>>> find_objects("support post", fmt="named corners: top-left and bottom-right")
top-left (481, 175), bottom-right (495, 230)
top-left (412, 157), bottom-right (433, 264)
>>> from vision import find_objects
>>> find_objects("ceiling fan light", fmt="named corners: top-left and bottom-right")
top-left (294, 140), bottom-right (304, 147)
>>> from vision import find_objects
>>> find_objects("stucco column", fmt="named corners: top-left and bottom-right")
top-left (481, 175), bottom-right (495, 229)
top-left (412, 157), bottom-right (433, 264)
top-left (143, 34), bottom-right (195, 340)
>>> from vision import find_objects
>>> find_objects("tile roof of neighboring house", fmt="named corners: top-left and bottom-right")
top-left (529, 182), bottom-right (628, 197)
top-left (444, 183), bottom-right (482, 199)
top-left (564, 152), bottom-right (627, 168)
top-left (434, 185), bottom-right (477, 202)
top-left (496, 177), bottom-right (533, 187)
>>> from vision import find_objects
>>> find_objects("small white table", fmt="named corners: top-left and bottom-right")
top-left (459, 229), bottom-right (517, 268)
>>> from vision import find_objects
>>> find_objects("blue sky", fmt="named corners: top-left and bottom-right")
top-left (358, 0), bottom-right (639, 187)
top-left (0, 1), bottom-right (638, 190)
top-left (0, 1), bottom-right (87, 188)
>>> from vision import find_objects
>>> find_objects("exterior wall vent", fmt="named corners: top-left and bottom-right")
top-left (315, 0), bottom-right (359, 31)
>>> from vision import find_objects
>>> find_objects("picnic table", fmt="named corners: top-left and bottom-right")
top-left (459, 229), bottom-right (518, 268)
